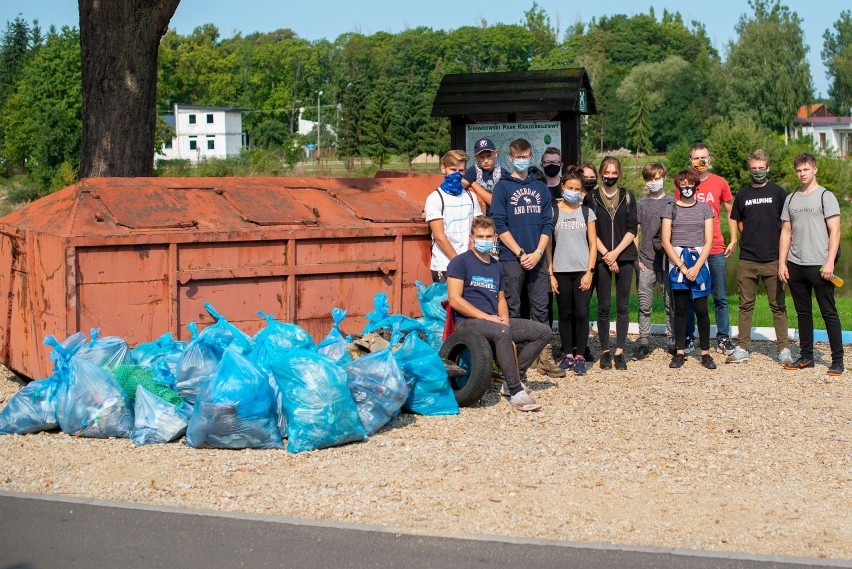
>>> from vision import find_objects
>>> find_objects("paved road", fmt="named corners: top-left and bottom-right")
top-left (1, 492), bottom-right (849, 569)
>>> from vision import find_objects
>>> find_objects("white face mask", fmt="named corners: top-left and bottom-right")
top-left (645, 180), bottom-right (664, 193)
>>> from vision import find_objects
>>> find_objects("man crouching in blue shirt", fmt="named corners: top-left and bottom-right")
top-left (447, 216), bottom-right (552, 411)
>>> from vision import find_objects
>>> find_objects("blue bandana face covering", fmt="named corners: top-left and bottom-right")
top-left (440, 171), bottom-right (464, 196)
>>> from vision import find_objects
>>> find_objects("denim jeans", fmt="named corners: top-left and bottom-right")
top-left (686, 252), bottom-right (729, 341)
top-left (456, 317), bottom-right (552, 395)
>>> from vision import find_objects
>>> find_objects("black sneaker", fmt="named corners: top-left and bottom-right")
top-left (669, 354), bottom-right (685, 368)
top-left (631, 345), bottom-right (650, 361)
top-left (827, 362), bottom-right (845, 376)
top-left (599, 351), bottom-right (612, 370)
top-left (614, 353), bottom-right (627, 370)
top-left (701, 354), bottom-right (717, 370)
top-left (784, 357), bottom-right (814, 370)
top-left (716, 338), bottom-right (736, 356)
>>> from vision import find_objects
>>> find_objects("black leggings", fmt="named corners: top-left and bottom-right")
top-left (673, 291), bottom-right (710, 351)
top-left (596, 261), bottom-right (634, 351)
top-left (554, 272), bottom-right (592, 358)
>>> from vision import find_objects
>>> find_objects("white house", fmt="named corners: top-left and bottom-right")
top-left (157, 104), bottom-right (246, 163)
top-left (791, 104), bottom-right (852, 158)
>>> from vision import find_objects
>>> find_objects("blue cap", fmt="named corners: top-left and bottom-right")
top-left (473, 137), bottom-right (496, 155)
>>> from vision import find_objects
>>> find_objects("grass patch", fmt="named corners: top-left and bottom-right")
top-left (583, 291), bottom-right (852, 332)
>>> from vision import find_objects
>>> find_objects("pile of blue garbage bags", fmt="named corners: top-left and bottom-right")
top-left (0, 283), bottom-right (455, 453)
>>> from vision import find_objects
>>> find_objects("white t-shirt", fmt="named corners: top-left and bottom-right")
top-left (424, 189), bottom-right (482, 271)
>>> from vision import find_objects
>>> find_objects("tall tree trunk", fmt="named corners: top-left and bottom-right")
top-left (78, 0), bottom-right (180, 178)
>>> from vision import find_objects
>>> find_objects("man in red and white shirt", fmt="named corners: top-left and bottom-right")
top-left (675, 143), bottom-right (738, 355)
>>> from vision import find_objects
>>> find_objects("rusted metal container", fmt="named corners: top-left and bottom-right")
top-left (0, 175), bottom-right (442, 379)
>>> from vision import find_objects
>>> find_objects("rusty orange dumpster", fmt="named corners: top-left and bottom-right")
top-left (0, 175), bottom-right (442, 379)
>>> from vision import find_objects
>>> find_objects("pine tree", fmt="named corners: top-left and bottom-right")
top-left (627, 87), bottom-right (653, 155)
top-left (361, 75), bottom-right (393, 169)
top-left (389, 74), bottom-right (428, 171)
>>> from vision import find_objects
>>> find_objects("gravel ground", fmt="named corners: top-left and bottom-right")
top-left (0, 335), bottom-right (850, 560)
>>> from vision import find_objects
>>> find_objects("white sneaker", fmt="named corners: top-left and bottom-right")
top-left (777, 348), bottom-right (793, 366)
top-left (725, 347), bottom-right (749, 363)
top-left (509, 391), bottom-right (541, 411)
top-left (499, 381), bottom-right (531, 397)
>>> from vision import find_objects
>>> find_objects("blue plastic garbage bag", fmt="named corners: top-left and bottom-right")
top-left (0, 333), bottom-right (89, 435)
top-left (315, 307), bottom-right (351, 363)
top-left (186, 348), bottom-right (282, 449)
top-left (0, 375), bottom-right (61, 435)
top-left (75, 328), bottom-right (132, 371)
top-left (416, 280), bottom-right (448, 320)
top-left (395, 332), bottom-right (459, 416)
top-left (267, 347), bottom-right (366, 453)
top-left (47, 332), bottom-right (87, 367)
top-left (343, 329), bottom-right (409, 435)
top-left (177, 303), bottom-right (255, 405)
top-left (131, 332), bottom-right (186, 374)
top-left (361, 293), bottom-right (392, 334)
top-left (55, 356), bottom-right (134, 438)
top-left (132, 385), bottom-right (192, 446)
top-left (415, 280), bottom-right (448, 352)
top-left (253, 311), bottom-right (315, 352)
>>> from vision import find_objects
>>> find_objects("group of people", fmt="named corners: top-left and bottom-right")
top-left (425, 137), bottom-right (845, 412)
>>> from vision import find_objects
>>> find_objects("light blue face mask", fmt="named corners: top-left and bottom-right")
top-left (473, 239), bottom-right (495, 254)
top-left (562, 190), bottom-right (581, 203)
top-left (510, 158), bottom-right (531, 172)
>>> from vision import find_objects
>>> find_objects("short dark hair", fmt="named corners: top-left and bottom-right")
top-left (793, 152), bottom-right (817, 169)
top-left (689, 142), bottom-right (709, 156)
top-left (580, 162), bottom-right (598, 178)
top-left (674, 169), bottom-right (700, 187)
top-left (561, 165), bottom-right (584, 186)
top-left (508, 139), bottom-right (532, 155)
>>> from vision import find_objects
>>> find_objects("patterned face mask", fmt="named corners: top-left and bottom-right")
top-left (440, 171), bottom-right (464, 196)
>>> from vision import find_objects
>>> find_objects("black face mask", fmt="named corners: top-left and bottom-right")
top-left (543, 164), bottom-right (562, 178)
top-left (680, 185), bottom-right (696, 198)
top-left (583, 179), bottom-right (597, 192)
top-left (602, 176), bottom-right (619, 187)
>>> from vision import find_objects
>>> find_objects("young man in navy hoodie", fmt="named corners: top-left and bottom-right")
top-left (490, 139), bottom-right (555, 366)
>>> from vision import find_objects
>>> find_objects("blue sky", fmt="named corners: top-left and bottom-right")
top-left (0, 0), bottom-right (841, 97)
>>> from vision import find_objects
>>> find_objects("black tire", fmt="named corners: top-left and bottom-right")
top-left (439, 329), bottom-right (493, 407)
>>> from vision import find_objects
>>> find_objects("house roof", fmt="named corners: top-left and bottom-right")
top-left (796, 104), bottom-right (834, 119)
top-left (175, 104), bottom-right (246, 113)
top-left (431, 68), bottom-right (596, 117)
top-left (793, 116), bottom-right (852, 126)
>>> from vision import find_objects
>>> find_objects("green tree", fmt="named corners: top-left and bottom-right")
top-left (361, 75), bottom-right (394, 168)
top-left (720, 0), bottom-right (812, 132)
top-left (626, 87), bottom-right (654, 154)
top-left (822, 10), bottom-right (852, 113)
top-left (523, 2), bottom-right (557, 59)
top-left (389, 74), bottom-right (428, 171)
top-left (0, 27), bottom-right (81, 190)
